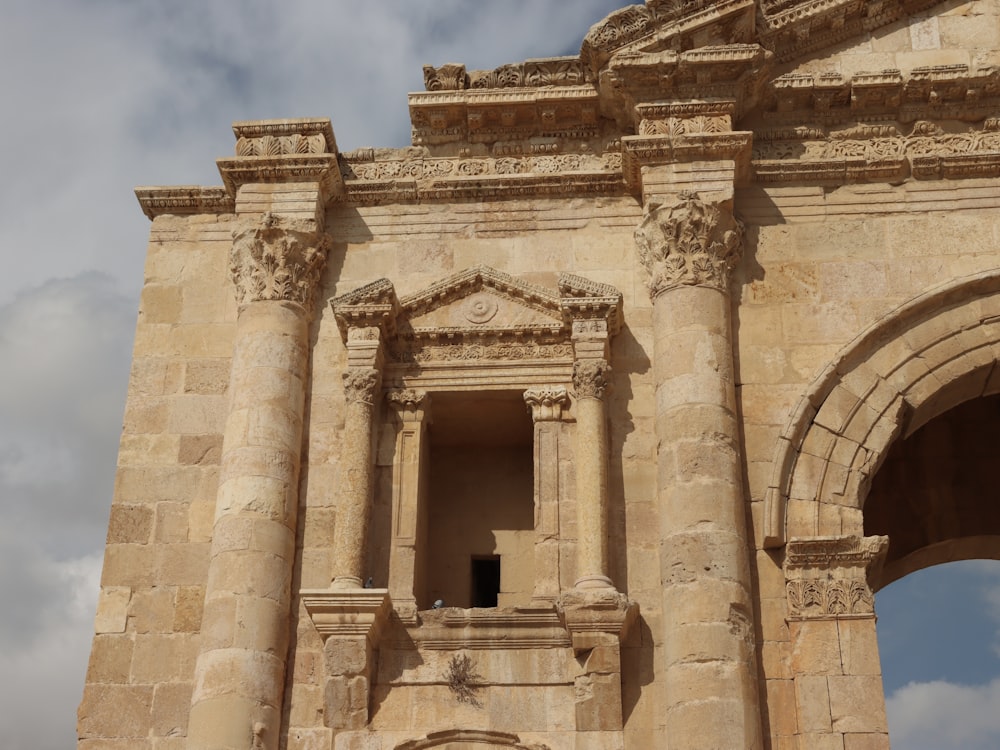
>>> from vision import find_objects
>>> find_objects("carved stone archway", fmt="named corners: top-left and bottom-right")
top-left (763, 268), bottom-right (1000, 548)
top-left (394, 729), bottom-right (549, 750)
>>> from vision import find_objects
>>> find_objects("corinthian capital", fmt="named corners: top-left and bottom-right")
top-left (230, 213), bottom-right (331, 310)
top-left (634, 191), bottom-right (743, 299)
top-left (343, 368), bottom-right (381, 406)
top-left (573, 360), bottom-right (611, 400)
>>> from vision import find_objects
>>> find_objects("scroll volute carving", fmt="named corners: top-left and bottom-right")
top-left (634, 191), bottom-right (744, 299)
top-left (230, 212), bottom-right (331, 310)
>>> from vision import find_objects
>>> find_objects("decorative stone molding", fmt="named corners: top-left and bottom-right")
top-left (387, 389), bottom-right (428, 414)
top-left (300, 589), bottom-right (393, 641)
top-left (557, 589), bottom-right (639, 731)
top-left (754, 118), bottom-right (1000, 183)
top-left (135, 186), bottom-right (234, 219)
top-left (217, 118), bottom-right (343, 199)
top-left (524, 387), bottom-right (570, 422)
top-left (573, 360), bottom-right (612, 400)
top-left (634, 191), bottom-right (744, 298)
top-left (343, 368), bottom-right (381, 405)
top-left (403, 606), bottom-right (571, 650)
top-left (423, 56), bottom-right (586, 91)
top-left (233, 118), bottom-right (337, 156)
top-left (783, 535), bottom-right (889, 620)
top-left (395, 730), bottom-right (550, 750)
top-left (229, 212), bottom-right (330, 310)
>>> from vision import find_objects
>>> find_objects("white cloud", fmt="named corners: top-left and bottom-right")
top-left (887, 678), bottom-right (1000, 750)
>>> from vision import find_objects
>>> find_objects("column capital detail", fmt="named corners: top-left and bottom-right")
top-left (387, 389), bottom-right (431, 423)
top-left (783, 535), bottom-right (889, 621)
top-left (634, 190), bottom-right (744, 299)
top-left (331, 278), bottom-right (400, 340)
top-left (557, 589), bottom-right (638, 653)
top-left (229, 212), bottom-right (331, 311)
top-left (524, 386), bottom-right (570, 422)
top-left (343, 368), bottom-right (382, 406)
top-left (573, 359), bottom-right (611, 401)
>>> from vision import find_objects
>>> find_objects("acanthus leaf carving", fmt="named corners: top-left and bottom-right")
top-left (230, 213), bottom-right (330, 310)
top-left (634, 191), bottom-right (744, 298)
top-left (783, 535), bottom-right (888, 620)
top-left (343, 368), bottom-right (381, 406)
top-left (573, 359), bottom-right (611, 400)
top-left (524, 386), bottom-right (570, 422)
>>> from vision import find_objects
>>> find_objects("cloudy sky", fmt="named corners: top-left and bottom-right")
top-left (1, 2), bottom-right (998, 749)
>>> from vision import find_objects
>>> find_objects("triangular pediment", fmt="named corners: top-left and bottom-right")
top-left (397, 266), bottom-right (565, 337)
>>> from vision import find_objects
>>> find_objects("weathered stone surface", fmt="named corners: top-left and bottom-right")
top-left (82, 3), bottom-right (1000, 749)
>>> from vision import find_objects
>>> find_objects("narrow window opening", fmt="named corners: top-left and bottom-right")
top-left (471, 556), bottom-right (501, 608)
top-left (423, 390), bottom-right (534, 609)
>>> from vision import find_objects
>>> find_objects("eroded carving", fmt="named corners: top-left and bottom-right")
top-left (573, 360), bottom-right (611, 400)
top-left (634, 191), bottom-right (743, 298)
top-left (783, 535), bottom-right (889, 620)
top-left (343, 368), bottom-right (381, 405)
top-left (229, 213), bottom-right (329, 310)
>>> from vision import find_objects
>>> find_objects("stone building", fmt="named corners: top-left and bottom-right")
top-left (78, 1), bottom-right (1000, 748)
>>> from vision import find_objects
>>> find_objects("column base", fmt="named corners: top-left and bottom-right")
top-left (574, 574), bottom-right (616, 590)
top-left (331, 575), bottom-right (364, 590)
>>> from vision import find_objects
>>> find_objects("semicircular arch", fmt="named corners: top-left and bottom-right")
top-left (763, 269), bottom-right (1000, 548)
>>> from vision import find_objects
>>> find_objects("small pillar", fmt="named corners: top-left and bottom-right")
top-left (524, 387), bottom-right (570, 602)
top-left (559, 589), bottom-right (638, 732)
top-left (329, 280), bottom-right (399, 590)
top-left (571, 354), bottom-right (614, 590)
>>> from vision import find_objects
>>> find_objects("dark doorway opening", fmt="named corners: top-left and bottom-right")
top-left (471, 556), bottom-right (501, 608)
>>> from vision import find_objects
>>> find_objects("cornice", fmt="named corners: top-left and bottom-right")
top-left (135, 186), bottom-right (234, 219)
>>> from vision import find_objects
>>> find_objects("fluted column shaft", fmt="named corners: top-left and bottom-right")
top-left (636, 192), bottom-right (762, 750)
top-left (189, 214), bottom-right (328, 750)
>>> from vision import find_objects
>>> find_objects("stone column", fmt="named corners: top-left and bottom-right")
top-left (329, 281), bottom-right (398, 590)
top-left (635, 191), bottom-right (763, 749)
top-left (524, 387), bottom-right (570, 601)
top-left (784, 535), bottom-right (890, 748)
top-left (188, 213), bottom-right (329, 750)
top-left (571, 351), bottom-right (615, 590)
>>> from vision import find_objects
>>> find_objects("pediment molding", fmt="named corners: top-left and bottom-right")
top-left (332, 268), bottom-right (623, 388)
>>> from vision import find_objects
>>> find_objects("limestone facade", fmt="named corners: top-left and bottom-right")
top-left (81, 1), bottom-right (1000, 748)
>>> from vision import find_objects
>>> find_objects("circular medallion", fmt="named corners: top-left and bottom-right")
top-left (463, 293), bottom-right (499, 324)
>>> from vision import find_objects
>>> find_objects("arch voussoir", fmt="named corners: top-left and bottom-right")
top-left (765, 269), bottom-right (1000, 548)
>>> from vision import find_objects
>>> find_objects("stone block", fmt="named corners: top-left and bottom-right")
top-left (107, 504), bottom-right (154, 545)
top-left (86, 633), bottom-right (135, 684)
top-left (151, 682), bottom-right (192, 737)
top-left (78, 684), bottom-right (154, 739)
top-left (795, 675), bottom-right (832, 732)
top-left (94, 586), bottom-right (132, 634)
top-left (828, 675), bottom-right (887, 733)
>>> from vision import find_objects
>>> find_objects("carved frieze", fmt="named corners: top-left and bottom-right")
top-left (754, 119), bottom-right (1000, 183)
top-left (135, 186), bottom-right (234, 219)
top-left (229, 213), bottom-right (330, 310)
top-left (634, 191), bottom-right (744, 298)
top-left (783, 535), bottom-right (889, 620)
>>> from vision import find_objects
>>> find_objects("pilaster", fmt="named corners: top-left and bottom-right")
top-left (783, 536), bottom-right (890, 747)
top-left (385, 389), bottom-right (432, 619)
top-left (524, 387), bottom-right (570, 602)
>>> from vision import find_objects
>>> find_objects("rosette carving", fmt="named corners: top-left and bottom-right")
top-left (634, 191), bottom-right (744, 298)
top-left (573, 360), bottom-right (611, 400)
top-left (343, 368), bottom-right (381, 405)
top-left (230, 213), bottom-right (330, 310)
